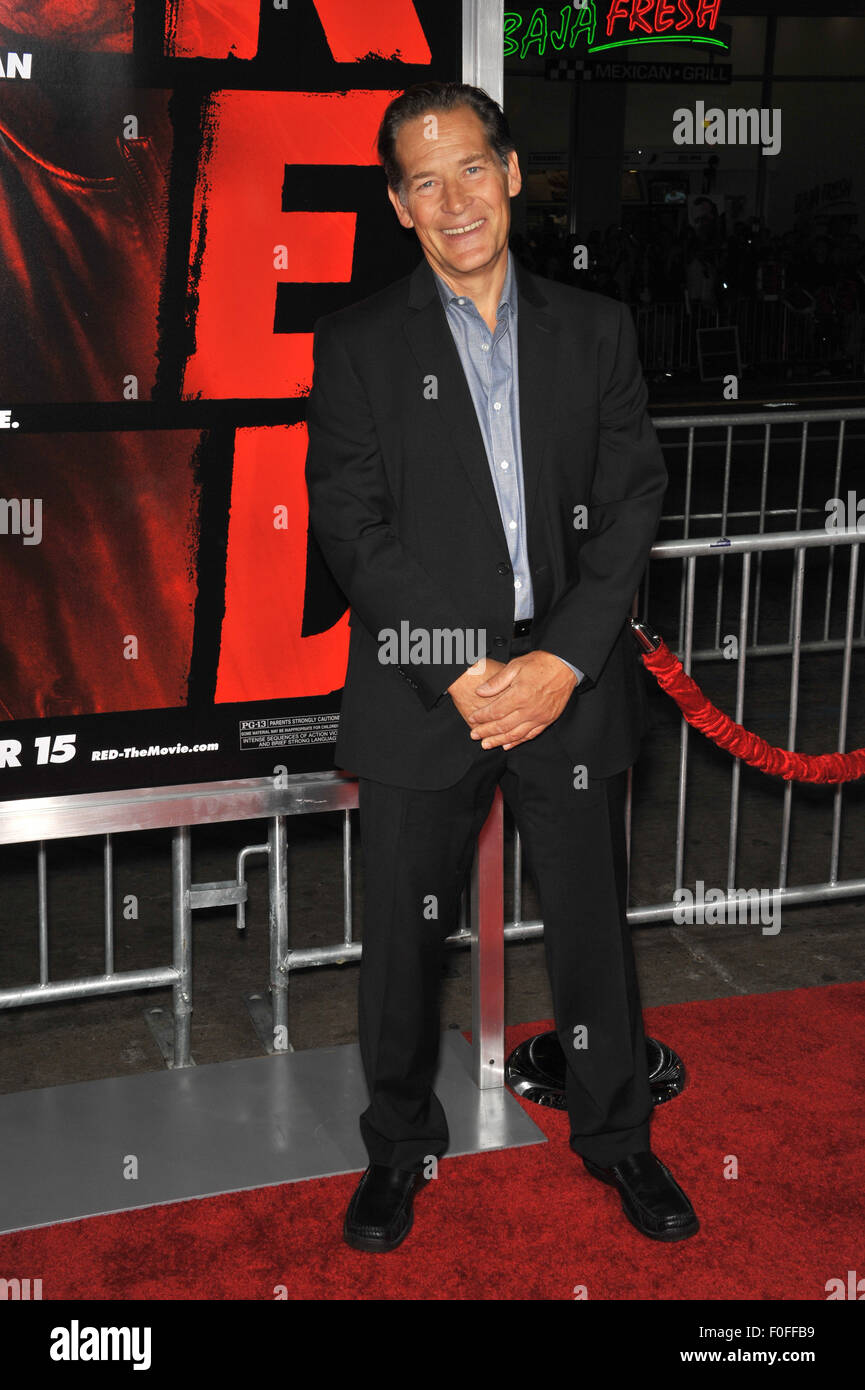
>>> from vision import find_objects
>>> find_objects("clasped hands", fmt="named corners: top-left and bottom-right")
top-left (447, 650), bottom-right (578, 751)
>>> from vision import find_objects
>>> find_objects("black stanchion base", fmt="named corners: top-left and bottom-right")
top-left (505, 1031), bottom-right (686, 1109)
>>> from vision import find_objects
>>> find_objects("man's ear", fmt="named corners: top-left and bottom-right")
top-left (507, 150), bottom-right (522, 200)
top-left (387, 184), bottom-right (414, 230)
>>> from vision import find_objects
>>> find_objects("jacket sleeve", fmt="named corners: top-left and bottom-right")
top-left (304, 313), bottom-right (478, 708)
top-left (533, 301), bottom-right (667, 684)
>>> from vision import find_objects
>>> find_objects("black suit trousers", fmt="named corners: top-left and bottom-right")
top-left (356, 657), bottom-right (653, 1171)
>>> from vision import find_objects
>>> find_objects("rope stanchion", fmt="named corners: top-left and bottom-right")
top-left (630, 620), bottom-right (865, 785)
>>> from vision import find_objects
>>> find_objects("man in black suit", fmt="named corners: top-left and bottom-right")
top-left (305, 82), bottom-right (698, 1251)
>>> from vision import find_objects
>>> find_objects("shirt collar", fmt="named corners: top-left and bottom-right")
top-left (432, 249), bottom-right (516, 317)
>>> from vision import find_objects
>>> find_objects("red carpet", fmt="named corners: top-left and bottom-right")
top-left (1, 982), bottom-right (863, 1300)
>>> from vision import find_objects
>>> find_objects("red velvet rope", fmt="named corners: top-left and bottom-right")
top-left (642, 639), bottom-right (865, 784)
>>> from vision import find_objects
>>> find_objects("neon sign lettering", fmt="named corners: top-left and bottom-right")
top-left (504, 1), bottom-right (727, 60)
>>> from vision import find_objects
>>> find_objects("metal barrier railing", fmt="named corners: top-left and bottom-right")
top-left (646, 528), bottom-right (861, 902)
top-left (636, 302), bottom-right (865, 375)
top-left (649, 408), bottom-right (865, 658)
top-left (0, 776), bottom-right (357, 1069)
top-left (0, 773), bottom-right (516, 1087)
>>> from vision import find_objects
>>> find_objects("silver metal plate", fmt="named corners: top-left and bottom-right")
top-left (0, 1032), bottom-right (545, 1234)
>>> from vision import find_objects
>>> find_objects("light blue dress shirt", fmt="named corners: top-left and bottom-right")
top-left (432, 251), bottom-right (582, 685)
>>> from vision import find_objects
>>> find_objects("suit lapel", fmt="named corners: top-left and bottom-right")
top-left (513, 257), bottom-right (562, 525)
top-left (403, 260), bottom-right (505, 548)
top-left (402, 255), bottom-right (562, 547)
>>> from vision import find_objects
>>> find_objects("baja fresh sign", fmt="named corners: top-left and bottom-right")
top-left (505, 1), bottom-right (728, 60)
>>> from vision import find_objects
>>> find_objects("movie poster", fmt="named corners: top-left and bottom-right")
top-left (0, 0), bottom-right (461, 798)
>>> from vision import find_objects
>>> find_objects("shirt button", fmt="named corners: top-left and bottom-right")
top-left (514, 579), bottom-right (522, 590)
top-left (458, 298), bottom-right (465, 304)
top-left (500, 460), bottom-right (509, 470)
top-left (493, 402), bottom-right (502, 411)
top-left (481, 342), bottom-right (490, 351)
top-left (508, 520), bottom-right (517, 530)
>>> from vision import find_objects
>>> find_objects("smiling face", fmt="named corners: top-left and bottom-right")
top-left (386, 104), bottom-right (521, 293)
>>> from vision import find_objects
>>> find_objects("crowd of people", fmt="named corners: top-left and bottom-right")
top-left (512, 216), bottom-right (865, 315)
top-left (511, 215), bottom-right (865, 374)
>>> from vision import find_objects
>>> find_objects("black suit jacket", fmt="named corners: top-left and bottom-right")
top-left (304, 254), bottom-right (667, 790)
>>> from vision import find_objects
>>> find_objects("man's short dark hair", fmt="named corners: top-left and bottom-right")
top-left (377, 82), bottom-right (516, 203)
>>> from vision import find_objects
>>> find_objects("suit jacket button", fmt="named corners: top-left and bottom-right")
top-left (493, 636), bottom-right (506, 647)
top-left (496, 562), bottom-right (510, 575)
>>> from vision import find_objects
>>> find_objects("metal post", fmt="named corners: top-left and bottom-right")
top-left (471, 787), bottom-right (505, 1090)
top-left (462, 0), bottom-right (503, 104)
top-left (677, 426), bottom-right (694, 648)
top-left (788, 423), bottom-right (808, 645)
top-left (268, 815), bottom-right (289, 1050)
top-left (342, 809), bottom-right (352, 948)
top-left (727, 552), bottom-right (752, 891)
top-left (779, 548), bottom-right (806, 890)
top-left (674, 556), bottom-right (696, 891)
top-left (713, 425), bottom-right (733, 650)
top-left (752, 423), bottom-right (771, 645)
top-left (37, 842), bottom-right (48, 986)
top-left (171, 826), bottom-right (193, 1068)
top-left (829, 543), bottom-right (860, 885)
top-left (822, 418), bottom-right (846, 641)
top-left (103, 833), bottom-right (114, 976)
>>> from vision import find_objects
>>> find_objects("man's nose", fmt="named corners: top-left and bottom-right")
top-left (440, 178), bottom-right (470, 216)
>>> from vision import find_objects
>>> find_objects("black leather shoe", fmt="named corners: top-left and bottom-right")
top-left (582, 1150), bottom-right (699, 1242)
top-left (343, 1164), bottom-right (427, 1252)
